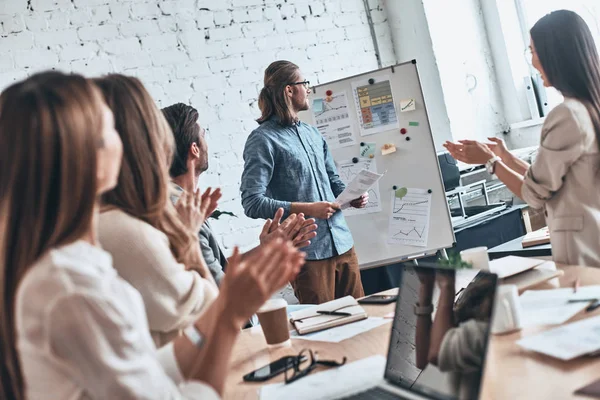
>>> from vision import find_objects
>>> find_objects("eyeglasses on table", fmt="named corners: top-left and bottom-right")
top-left (284, 348), bottom-right (347, 384)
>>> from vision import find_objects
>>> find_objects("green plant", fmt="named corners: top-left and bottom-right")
top-left (437, 251), bottom-right (473, 269)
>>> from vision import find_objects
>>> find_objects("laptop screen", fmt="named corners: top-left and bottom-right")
top-left (383, 265), bottom-right (497, 400)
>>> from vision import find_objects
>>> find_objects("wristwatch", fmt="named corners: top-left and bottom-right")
top-left (486, 156), bottom-right (501, 175)
top-left (183, 325), bottom-right (205, 349)
top-left (414, 303), bottom-right (434, 316)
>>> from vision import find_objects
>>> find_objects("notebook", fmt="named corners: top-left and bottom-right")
top-left (522, 227), bottom-right (550, 248)
top-left (289, 296), bottom-right (367, 335)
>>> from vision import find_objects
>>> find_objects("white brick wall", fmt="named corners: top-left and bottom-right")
top-left (0, 0), bottom-right (395, 253)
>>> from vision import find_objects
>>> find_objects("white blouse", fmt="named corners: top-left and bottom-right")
top-left (98, 209), bottom-right (218, 347)
top-left (16, 240), bottom-right (219, 400)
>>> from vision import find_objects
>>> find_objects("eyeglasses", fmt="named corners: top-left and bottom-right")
top-left (287, 80), bottom-right (311, 89)
top-left (284, 349), bottom-right (346, 384)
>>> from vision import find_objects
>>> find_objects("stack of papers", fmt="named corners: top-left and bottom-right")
top-left (519, 285), bottom-right (600, 327)
top-left (260, 355), bottom-right (386, 400)
top-left (518, 315), bottom-right (600, 360)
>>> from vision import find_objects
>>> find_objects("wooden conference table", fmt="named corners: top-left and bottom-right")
top-left (224, 265), bottom-right (600, 400)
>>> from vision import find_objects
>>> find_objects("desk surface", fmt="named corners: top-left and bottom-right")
top-left (225, 265), bottom-right (600, 400)
top-left (488, 234), bottom-right (552, 260)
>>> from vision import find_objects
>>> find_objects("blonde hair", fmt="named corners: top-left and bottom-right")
top-left (257, 60), bottom-right (300, 126)
top-left (93, 74), bottom-right (197, 264)
top-left (0, 71), bottom-right (104, 400)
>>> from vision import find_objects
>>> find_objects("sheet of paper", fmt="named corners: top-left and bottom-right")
top-left (519, 285), bottom-right (600, 327)
top-left (335, 168), bottom-right (384, 207)
top-left (360, 142), bottom-right (376, 158)
top-left (260, 355), bottom-right (386, 400)
top-left (290, 317), bottom-right (390, 343)
top-left (517, 315), bottom-right (600, 360)
top-left (352, 75), bottom-right (399, 136)
top-left (312, 91), bottom-right (356, 149)
top-left (337, 159), bottom-right (382, 217)
top-left (400, 98), bottom-right (416, 112)
top-left (387, 188), bottom-right (432, 247)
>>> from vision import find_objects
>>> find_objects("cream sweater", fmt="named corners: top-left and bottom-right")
top-left (99, 209), bottom-right (218, 347)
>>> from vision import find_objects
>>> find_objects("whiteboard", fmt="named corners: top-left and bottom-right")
top-left (298, 61), bottom-right (455, 269)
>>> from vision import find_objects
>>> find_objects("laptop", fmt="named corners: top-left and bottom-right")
top-left (341, 263), bottom-right (498, 400)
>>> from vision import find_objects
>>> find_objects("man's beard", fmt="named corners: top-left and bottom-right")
top-left (293, 97), bottom-right (309, 112)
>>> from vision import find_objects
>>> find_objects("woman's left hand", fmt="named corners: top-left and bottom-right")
top-left (443, 140), bottom-right (495, 165)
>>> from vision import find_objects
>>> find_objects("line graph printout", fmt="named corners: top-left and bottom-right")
top-left (337, 158), bottom-right (382, 217)
top-left (351, 75), bottom-right (399, 136)
top-left (387, 188), bottom-right (432, 247)
top-left (311, 91), bottom-right (357, 149)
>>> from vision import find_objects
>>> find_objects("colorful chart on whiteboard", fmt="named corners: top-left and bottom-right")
top-left (336, 158), bottom-right (382, 217)
top-left (387, 188), bottom-right (431, 247)
top-left (311, 91), bottom-right (357, 149)
top-left (352, 75), bottom-right (399, 136)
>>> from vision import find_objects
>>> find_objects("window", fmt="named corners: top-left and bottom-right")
top-left (517, 0), bottom-right (600, 111)
top-left (481, 0), bottom-right (600, 129)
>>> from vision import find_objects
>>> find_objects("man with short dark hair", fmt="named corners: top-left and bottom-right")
top-left (240, 61), bottom-right (367, 304)
top-left (162, 103), bottom-right (317, 285)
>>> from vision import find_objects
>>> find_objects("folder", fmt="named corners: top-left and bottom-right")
top-left (289, 296), bottom-right (367, 335)
top-left (522, 227), bottom-right (550, 248)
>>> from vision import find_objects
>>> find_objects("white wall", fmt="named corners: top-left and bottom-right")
top-left (0, 0), bottom-right (395, 251)
top-left (383, 0), bottom-right (452, 149)
top-left (384, 0), bottom-right (508, 147)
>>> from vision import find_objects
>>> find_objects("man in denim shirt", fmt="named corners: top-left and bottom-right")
top-left (241, 60), bottom-right (368, 304)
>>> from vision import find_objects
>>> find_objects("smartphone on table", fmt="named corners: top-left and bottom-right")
top-left (357, 294), bottom-right (398, 305)
top-left (243, 354), bottom-right (307, 382)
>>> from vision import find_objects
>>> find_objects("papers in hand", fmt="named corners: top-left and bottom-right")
top-left (335, 168), bottom-right (384, 207)
top-left (517, 315), bottom-right (600, 360)
top-left (289, 296), bottom-right (367, 335)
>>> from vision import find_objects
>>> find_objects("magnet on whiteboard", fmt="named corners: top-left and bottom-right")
top-left (400, 128), bottom-right (407, 134)
top-left (368, 78), bottom-right (375, 85)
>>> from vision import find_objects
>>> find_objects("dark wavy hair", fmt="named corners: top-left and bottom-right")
top-left (161, 103), bottom-right (201, 178)
top-left (531, 10), bottom-right (600, 151)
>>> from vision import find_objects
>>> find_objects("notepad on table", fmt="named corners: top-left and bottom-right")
top-left (489, 256), bottom-right (546, 279)
top-left (522, 227), bottom-right (550, 248)
top-left (289, 296), bottom-right (367, 335)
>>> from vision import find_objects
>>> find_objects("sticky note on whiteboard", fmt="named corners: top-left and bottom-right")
top-left (400, 99), bottom-right (416, 112)
top-left (313, 98), bottom-right (324, 112)
top-left (360, 142), bottom-right (376, 158)
top-left (381, 143), bottom-right (397, 155)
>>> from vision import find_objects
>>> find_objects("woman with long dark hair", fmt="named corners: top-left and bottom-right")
top-left (444, 10), bottom-right (600, 267)
top-left (0, 71), bottom-right (303, 399)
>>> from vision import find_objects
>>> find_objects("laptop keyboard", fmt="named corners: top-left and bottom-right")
top-left (340, 386), bottom-right (411, 399)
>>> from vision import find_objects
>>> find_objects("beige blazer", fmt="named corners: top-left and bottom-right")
top-left (522, 98), bottom-right (600, 267)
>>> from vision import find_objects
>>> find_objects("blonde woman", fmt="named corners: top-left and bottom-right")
top-left (93, 75), bottom-right (225, 346)
top-left (0, 71), bottom-right (304, 399)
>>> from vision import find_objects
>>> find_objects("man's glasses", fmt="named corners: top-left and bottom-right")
top-left (288, 80), bottom-right (311, 89)
top-left (284, 349), bottom-right (346, 384)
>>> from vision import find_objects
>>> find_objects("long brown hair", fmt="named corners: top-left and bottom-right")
top-left (257, 60), bottom-right (300, 126)
top-left (0, 72), bottom-right (104, 400)
top-left (531, 10), bottom-right (600, 151)
top-left (93, 75), bottom-right (197, 264)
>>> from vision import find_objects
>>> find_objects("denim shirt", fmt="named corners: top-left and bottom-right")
top-left (240, 117), bottom-right (354, 261)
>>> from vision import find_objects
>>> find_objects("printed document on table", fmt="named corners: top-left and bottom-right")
top-left (387, 188), bottom-right (432, 247)
top-left (335, 168), bottom-right (384, 208)
top-left (260, 355), bottom-right (386, 400)
top-left (519, 285), bottom-right (600, 327)
top-left (337, 158), bottom-right (382, 217)
top-left (517, 315), bottom-right (600, 360)
top-left (311, 91), bottom-right (357, 149)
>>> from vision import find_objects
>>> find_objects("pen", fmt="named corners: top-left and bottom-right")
top-left (586, 300), bottom-right (600, 313)
top-left (317, 311), bottom-right (352, 316)
top-left (573, 278), bottom-right (580, 294)
top-left (568, 298), bottom-right (598, 303)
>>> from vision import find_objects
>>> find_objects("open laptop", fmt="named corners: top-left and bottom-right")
top-left (341, 263), bottom-right (498, 400)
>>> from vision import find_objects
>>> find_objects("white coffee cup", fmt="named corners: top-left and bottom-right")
top-left (460, 247), bottom-right (490, 271)
top-left (491, 284), bottom-right (522, 334)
